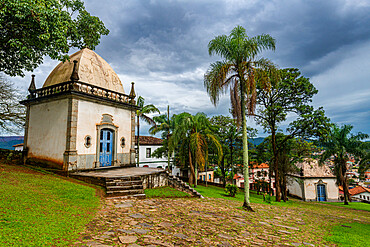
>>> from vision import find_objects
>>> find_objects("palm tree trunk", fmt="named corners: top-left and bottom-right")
top-left (167, 105), bottom-right (171, 171)
top-left (240, 82), bottom-right (253, 212)
top-left (271, 128), bottom-right (281, 202)
top-left (341, 163), bottom-right (350, 205)
top-left (188, 148), bottom-right (195, 185)
top-left (137, 115), bottom-right (140, 167)
top-left (195, 161), bottom-right (198, 188)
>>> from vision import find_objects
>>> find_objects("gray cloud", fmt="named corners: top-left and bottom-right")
top-left (11, 0), bottom-right (370, 136)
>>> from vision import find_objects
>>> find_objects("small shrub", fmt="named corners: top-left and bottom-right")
top-left (225, 184), bottom-right (238, 197)
top-left (264, 193), bottom-right (272, 204)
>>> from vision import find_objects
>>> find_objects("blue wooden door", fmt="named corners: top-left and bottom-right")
top-left (99, 129), bottom-right (113, 167)
top-left (317, 184), bottom-right (326, 201)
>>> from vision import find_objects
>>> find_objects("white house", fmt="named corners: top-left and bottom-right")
top-left (12, 143), bottom-right (24, 152)
top-left (349, 186), bottom-right (370, 202)
top-left (20, 48), bottom-right (138, 171)
top-left (136, 136), bottom-right (168, 169)
top-left (287, 158), bottom-right (339, 202)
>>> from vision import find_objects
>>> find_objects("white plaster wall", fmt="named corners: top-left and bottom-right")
top-left (304, 178), bottom-right (339, 201)
top-left (138, 145), bottom-right (167, 168)
top-left (27, 99), bottom-right (69, 164)
top-left (287, 176), bottom-right (303, 199)
top-left (76, 100), bottom-right (132, 155)
top-left (172, 165), bottom-right (181, 176)
top-left (352, 192), bottom-right (370, 201)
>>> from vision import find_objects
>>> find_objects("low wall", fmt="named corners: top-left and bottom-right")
top-left (167, 172), bottom-right (203, 198)
top-left (141, 171), bottom-right (168, 189)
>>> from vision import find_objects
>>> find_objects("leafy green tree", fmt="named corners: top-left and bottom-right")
top-left (136, 96), bottom-right (160, 167)
top-left (320, 125), bottom-right (368, 205)
top-left (204, 25), bottom-right (277, 211)
top-left (0, 0), bottom-right (109, 76)
top-left (0, 75), bottom-right (25, 133)
top-left (253, 68), bottom-right (331, 201)
top-left (209, 115), bottom-right (257, 187)
top-left (169, 112), bottom-right (222, 186)
top-left (258, 134), bottom-right (317, 201)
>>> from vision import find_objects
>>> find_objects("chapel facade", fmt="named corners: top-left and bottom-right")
top-left (21, 48), bottom-right (139, 171)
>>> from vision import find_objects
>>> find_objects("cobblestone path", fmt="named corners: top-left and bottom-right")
top-left (74, 197), bottom-right (369, 246)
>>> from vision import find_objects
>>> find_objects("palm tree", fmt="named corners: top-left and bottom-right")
top-left (169, 112), bottom-right (222, 186)
top-left (320, 125), bottom-right (368, 205)
top-left (204, 25), bottom-right (277, 211)
top-left (150, 106), bottom-right (174, 170)
top-left (136, 96), bottom-right (160, 167)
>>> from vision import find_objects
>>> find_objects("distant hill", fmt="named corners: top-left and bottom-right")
top-left (0, 136), bottom-right (24, 150)
top-left (249, 137), bottom-right (265, 146)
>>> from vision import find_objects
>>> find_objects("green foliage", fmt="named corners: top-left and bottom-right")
top-left (144, 186), bottom-right (191, 198)
top-left (325, 223), bottom-right (370, 247)
top-left (168, 112), bottom-right (222, 185)
top-left (0, 164), bottom-right (100, 246)
top-left (0, 0), bottom-right (109, 76)
top-left (264, 193), bottom-right (272, 204)
top-left (225, 183), bottom-right (238, 197)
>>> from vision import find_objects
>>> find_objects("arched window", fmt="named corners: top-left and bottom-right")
top-left (120, 137), bottom-right (125, 148)
top-left (84, 135), bottom-right (92, 148)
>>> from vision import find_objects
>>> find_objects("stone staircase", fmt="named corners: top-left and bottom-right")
top-left (105, 176), bottom-right (146, 199)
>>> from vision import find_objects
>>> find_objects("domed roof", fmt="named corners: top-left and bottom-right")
top-left (43, 48), bottom-right (124, 93)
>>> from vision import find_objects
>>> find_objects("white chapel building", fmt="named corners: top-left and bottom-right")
top-left (21, 48), bottom-right (139, 171)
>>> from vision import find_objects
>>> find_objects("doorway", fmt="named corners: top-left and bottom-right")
top-left (99, 129), bottom-right (113, 167)
top-left (317, 183), bottom-right (327, 201)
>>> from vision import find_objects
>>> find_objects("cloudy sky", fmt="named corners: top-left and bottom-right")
top-left (13, 0), bottom-right (370, 137)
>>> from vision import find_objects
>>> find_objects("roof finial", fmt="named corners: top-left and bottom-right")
top-left (129, 82), bottom-right (136, 104)
top-left (70, 60), bottom-right (79, 81)
top-left (28, 75), bottom-right (36, 98)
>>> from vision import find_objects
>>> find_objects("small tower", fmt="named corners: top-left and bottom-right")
top-left (21, 48), bottom-right (139, 171)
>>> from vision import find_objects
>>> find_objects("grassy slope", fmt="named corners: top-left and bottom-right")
top-left (0, 163), bottom-right (100, 247)
top-left (195, 185), bottom-right (370, 247)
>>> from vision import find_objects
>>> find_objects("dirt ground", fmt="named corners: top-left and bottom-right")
top-left (73, 196), bottom-right (369, 247)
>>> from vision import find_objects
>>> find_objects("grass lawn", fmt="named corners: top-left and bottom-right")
top-left (325, 222), bottom-right (370, 247)
top-left (145, 186), bottom-right (192, 198)
top-left (195, 185), bottom-right (370, 247)
top-left (0, 163), bottom-right (100, 247)
top-left (323, 201), bottom-right (370, 212)
top-left (195, 184), bottom-right (296, 206)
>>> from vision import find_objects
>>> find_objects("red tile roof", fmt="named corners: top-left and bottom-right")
top-left (135, 136), bottom-right (163, 145)
top-left (12, 143), bottom-right (24, 147)
top-left (348, 186), bottom-right (370, 196)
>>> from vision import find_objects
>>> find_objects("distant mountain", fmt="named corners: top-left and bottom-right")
top-left (249, 137), bottom-right (265, 146)
top-left (0, 136), bottom-right (24, 150)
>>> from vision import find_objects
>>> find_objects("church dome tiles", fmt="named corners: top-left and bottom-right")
top-left (43, 48), bottom-right (124, 93)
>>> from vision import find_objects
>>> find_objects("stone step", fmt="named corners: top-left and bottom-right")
top-left (106, 177), bottom-right (142, 183)
top-left (106, 194), bottom-right (146, 200)
top-left (106, 185), bottom-right (143, 191)
top-left (105, 180), bottom-right (142, 186)
top-left (106, 189), bottom-right (145, 197)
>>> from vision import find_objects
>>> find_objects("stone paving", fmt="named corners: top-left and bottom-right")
top-left (73, 197), bottom-right (369, 247)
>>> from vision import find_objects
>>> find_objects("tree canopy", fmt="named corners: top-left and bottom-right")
top-left (0, 0), bottom-right (109, 76)
top-left (253, 68), bottom-right (331, 201)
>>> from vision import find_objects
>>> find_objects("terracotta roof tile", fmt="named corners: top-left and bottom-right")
top-left (135, 136), bottom-right (163, 145)
top-left (348, 186), bottom-right (369, 196)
